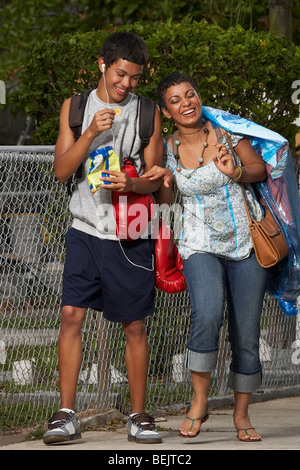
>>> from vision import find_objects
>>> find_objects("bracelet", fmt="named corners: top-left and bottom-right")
top-left (233, 166), bottom-right (246, 183)
top-left (233, 166), bottom-right (242, 181)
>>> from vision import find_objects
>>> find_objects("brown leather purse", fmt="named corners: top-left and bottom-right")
top-left (224, 130), bottom-right (289, 268)
top-left (242, 195), bottom-right (289, 268)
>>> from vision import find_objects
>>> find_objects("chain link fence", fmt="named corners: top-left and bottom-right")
top-left (0, 146), bottom-right (299, 435)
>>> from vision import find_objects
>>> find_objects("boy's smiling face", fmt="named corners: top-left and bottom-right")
top-left (98, 58), bottom-right (143, 104)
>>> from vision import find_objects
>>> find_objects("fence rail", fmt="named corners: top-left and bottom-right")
top-left (0, 146), bottom-right (299, 434)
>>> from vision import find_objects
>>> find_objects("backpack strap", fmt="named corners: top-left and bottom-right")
top-left (138, 95), bottom-right (156, 167)
top-left (66, 90), bottom-right (92, 195)
top-left (69, 90), bottom-right (92, 140)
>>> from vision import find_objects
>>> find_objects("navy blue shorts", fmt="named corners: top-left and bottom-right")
top-left (62, 228), bottom-right (155, 322)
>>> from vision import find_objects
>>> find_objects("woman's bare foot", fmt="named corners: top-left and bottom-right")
top-left (178, 399), bottom-right (208, 437)
top-left (234, 414), bottom-right (261, 441)
top-left (233, 391), bottom-right (261, 441)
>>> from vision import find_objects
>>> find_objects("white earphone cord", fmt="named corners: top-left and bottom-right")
top-left (103, 67), bottom-right (116, 149)
top-left (117, 237), bottom-right (154, 271)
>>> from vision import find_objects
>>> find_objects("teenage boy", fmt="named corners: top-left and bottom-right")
top-left (43, 31), bottom-right (163, 445)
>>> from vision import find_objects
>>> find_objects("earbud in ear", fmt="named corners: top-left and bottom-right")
top-left (102, 64), bottom-right (106, 72)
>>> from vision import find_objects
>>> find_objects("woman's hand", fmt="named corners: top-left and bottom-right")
top-left (141, 165), bottom-right (173, 188)
top-left (213, 138), bottom-right (267, 183)
top-left (213, 143), bottom-right (240, 179)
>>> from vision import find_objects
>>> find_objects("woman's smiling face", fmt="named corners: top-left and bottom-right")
top-left (162, 81), bottom-right (202, 128)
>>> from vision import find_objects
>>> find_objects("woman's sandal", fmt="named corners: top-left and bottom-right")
top-left (236, 427), bottom-right (261, 442)
top-left (178, 411), bottom-right (209, 438)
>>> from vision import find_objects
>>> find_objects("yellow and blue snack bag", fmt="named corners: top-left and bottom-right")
top-left (87, 146), bottom-right (120, 194)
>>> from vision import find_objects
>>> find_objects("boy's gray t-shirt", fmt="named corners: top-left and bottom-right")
top-left (69, 89), bottom-right (143, 240)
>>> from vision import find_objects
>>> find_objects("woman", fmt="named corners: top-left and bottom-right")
top-left (142, 73), bottom-right (270, 442)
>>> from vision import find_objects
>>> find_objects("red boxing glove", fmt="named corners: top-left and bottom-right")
top-left (154, 218), bottom-right (186, 293)
top-left (112, 158), bottom-right (154, 240)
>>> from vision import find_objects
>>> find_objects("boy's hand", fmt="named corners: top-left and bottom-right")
top-left (99, 169), bottom-right (133, 192)
top-left (88, 109), bottom-right (116, 138)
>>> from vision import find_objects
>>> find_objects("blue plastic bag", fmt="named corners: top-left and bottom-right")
top-left (202, 106), bottom-right (300, 316)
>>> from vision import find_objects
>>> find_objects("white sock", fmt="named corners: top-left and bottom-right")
top-left (60, 408), bottom-right (75, 414)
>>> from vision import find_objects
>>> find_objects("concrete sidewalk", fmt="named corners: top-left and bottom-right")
top-left (1, 396), bottom-right (300, 451)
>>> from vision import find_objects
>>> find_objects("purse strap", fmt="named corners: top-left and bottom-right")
top-left (214, 126), bottom-right (253, 226)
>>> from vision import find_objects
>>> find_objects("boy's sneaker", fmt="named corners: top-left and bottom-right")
top-left (126, 412), bottom-right (162, 444)
top-left (43, 410), bottom-right (81, 445)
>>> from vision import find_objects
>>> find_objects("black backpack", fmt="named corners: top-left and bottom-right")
top-left (66, 90), bottom-right (156, 195)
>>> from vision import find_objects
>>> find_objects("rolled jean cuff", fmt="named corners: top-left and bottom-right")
top-left (186, 349), bottom-right (218, 372)
top-left (228, 368), bottom-right (262, 393)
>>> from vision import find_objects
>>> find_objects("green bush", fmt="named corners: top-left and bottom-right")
top-left (16, 19), bottom-right (300, 146)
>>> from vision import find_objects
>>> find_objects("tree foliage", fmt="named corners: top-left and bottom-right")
top-left (15, 20), bottom-right (300, 146)
top-left (1, 0), bottom-right (300, 84)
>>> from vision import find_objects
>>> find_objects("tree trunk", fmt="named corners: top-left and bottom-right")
top-left (269, 0), bottom-right (292, 40)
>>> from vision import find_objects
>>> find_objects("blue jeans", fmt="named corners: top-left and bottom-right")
top-left (183, 251), bottom-right (269, 393)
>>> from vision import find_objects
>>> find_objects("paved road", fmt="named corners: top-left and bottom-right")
top-left (1, 396), bottom-right (300, 453)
